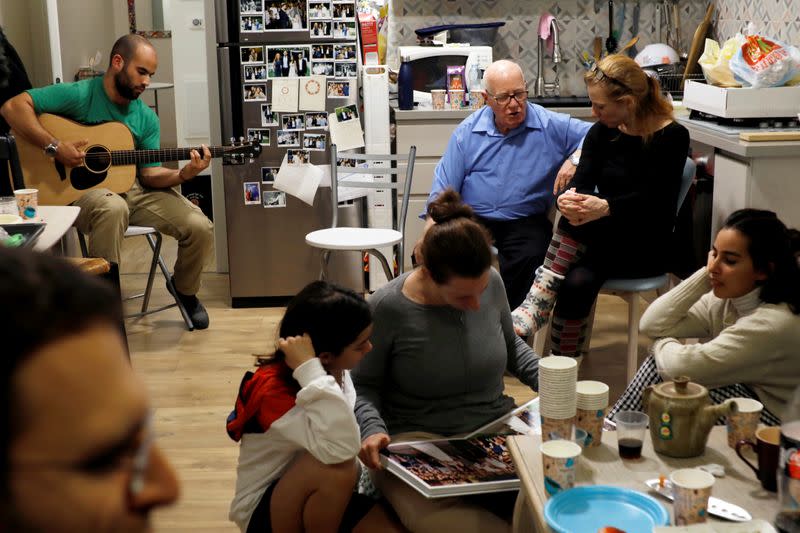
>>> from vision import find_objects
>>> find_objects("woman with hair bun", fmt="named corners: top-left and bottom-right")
top-left (511, 54), bottom-right (690, 363)
top-left (352, 188), bottom-right (539, 533)
top-left (610, 208), bottom-right (800, 424)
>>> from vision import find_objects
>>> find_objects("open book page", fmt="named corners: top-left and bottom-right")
top-left (381, 434), bottom-right (519, 498)
top-left (465, 397), bottom-right (541, 439)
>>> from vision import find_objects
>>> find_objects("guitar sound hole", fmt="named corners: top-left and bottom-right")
top-left (84, 146), bottom-right (111, 173)
top-left (70, 146), bottom-right (110, 191)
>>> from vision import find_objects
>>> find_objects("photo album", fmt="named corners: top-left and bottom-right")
top-left (380, 398), bottom-right (541, 498)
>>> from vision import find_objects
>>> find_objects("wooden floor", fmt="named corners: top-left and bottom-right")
top-left (122, 238), bottom-right (652, 532)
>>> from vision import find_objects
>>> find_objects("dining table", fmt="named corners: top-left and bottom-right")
top-left (509, 425), bottom-right (780, 532)
top-left (35, 205), bottom-right (80, 252)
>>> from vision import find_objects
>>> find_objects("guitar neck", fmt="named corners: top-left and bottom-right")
top-left (110, 146), bottom-right (226, 166)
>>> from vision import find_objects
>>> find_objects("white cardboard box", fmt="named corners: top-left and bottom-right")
top-left (683, 80), bottom-right (800, 118)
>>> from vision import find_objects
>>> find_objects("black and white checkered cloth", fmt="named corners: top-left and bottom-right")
top-left (608, 353), bottom-right (781, 426)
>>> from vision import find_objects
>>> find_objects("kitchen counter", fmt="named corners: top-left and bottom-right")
top-left (675, 113), bottom-right (800, 237)
top-left (677, 116), bottom-right (800, 158)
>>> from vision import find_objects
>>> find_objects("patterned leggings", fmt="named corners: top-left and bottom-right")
top-left (608, 353), bottom-right (781, 426)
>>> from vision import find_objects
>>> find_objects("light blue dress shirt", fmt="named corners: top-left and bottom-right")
top-left (426, 102), bottom-right (591, 221)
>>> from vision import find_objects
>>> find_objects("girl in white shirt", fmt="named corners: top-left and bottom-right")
top-left (227, 281), bottom-right (405, 532)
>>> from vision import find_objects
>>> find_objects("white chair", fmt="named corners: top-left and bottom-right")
top-left (533, 157), bottom-right (697, 380)
top-left (78, 226), bottom-right (195, 331)
top-left (305, 144), bottom-right (416, 283)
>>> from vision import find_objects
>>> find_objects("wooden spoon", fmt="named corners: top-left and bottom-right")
top-left (619, 35), bottom-right (640, 54)
top-left (593, 36), bottom-right (603, 63)
top-left (681, 3), bottom-right (715, 89)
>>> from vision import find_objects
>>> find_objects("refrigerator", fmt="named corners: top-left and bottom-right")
top-left (214, 0), bottom-right (364, 306)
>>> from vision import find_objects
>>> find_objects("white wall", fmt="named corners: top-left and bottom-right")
top-left (56, 0), bottom-right (116, 81)
top-left (0, 0), bottom-right (53, 87)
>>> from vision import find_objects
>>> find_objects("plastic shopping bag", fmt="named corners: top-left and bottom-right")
top-left (699, 36), bottom-right (744, 87)
top-left (729, 35), bottom-right (800, 88)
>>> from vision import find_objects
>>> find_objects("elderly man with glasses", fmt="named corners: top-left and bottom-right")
top-left (425, 59), bottom-right (592, 309)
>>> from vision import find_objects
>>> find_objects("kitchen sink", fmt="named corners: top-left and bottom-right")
top-left (528, 95), bottom-right (592, 107)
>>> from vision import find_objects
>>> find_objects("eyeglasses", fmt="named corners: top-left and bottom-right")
top-left (12, 411), bottom-right (155, 498)
top-left (486, 87), bottom-right (529, 106)
top-left (589, 63), bottom-right (631, 92)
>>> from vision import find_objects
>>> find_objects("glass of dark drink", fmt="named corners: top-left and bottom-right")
top-left (615, 410), bottom-right (649, 460)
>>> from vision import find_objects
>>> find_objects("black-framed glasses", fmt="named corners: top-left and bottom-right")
top-left (590, 63), bottom-right (631, 92)
top-left (486, 87), bottom-right (529, 106)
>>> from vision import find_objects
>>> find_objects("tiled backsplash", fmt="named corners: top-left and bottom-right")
top-left (389, 0), bottom-right (710, 96)
top-left (715, 0), bottom-right (800, 46)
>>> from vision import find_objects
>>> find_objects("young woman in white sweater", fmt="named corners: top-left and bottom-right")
top-left (611, 208), bottom-right (800, 424)
top-left (227, 281), bottom-right (404, 533)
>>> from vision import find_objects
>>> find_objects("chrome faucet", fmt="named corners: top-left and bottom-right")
top-left (534, 18), bottom-right (562, 97)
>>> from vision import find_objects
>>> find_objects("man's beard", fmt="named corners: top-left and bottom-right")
top-left (114, 71), bottom-right (140, 100)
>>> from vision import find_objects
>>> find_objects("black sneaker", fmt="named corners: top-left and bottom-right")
top-left (167, 277), bottom-right (210, 330)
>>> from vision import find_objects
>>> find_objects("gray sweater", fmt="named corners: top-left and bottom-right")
top-left (352, 269), bottom-right (540, 439)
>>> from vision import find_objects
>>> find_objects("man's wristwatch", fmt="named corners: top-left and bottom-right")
top-left (44, 140), bottom-right (59, 158)
top-left (570, 153), bottom-right (580, 167)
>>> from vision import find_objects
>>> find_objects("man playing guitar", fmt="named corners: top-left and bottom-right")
top-left (1, 33), bottom-right (213, 329)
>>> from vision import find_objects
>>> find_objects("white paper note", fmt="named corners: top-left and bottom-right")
top-left (299, 76), bottom-right (327, 111)
top-left (328, 111), bottom-right (364, 152)
top-left (271, 78), bottom-right (299, 112)
top-left (273, 152), bottom-right (322, 205)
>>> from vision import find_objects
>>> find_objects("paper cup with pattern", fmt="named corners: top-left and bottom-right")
top-left (540, 439), bottom-right (582, 497)
top-left (670, 468), bottom-right (715, 525)
top-left (576, 407), bottom-right (606, 447)
top-left (448, 89), bottom-right (464, 109)
top-left (469, 89), bottom-right (485, 109)
top-left (14, 188), bottom-right (38, 220)
top-left (431, 89), bottom-right (446, 110)
top-left (726, 397), bottom-right (763, 448)
top-left (541, 415), bottom-right (575, 442)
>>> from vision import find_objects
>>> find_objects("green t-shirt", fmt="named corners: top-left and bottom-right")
top-left (27, 77), bottom-right (160, 167)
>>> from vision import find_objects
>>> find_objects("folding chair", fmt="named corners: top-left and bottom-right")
top-left (78, 227), bottom-right (195, 331)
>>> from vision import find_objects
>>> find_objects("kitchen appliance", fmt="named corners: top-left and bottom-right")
top-left (214, 0), bottom-right (364, 305)
top-left (397, 45), bottom-right (492, 109)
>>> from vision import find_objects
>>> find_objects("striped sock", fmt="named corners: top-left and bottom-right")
top-left (543, 228), bottom-right (585, 276)
top-left (550, 316), bottom-right (589, 358)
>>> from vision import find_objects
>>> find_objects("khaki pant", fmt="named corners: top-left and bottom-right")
top-left (74, 180), bottom-right (213, 295)
top-left (372, 432), bottom-right (512, 533)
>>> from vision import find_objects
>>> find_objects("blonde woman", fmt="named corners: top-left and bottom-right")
top-left (511, 54), bottom-right (690, 361)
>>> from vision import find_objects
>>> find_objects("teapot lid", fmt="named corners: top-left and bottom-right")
top-left (653, 376), bottom-right (707, 400)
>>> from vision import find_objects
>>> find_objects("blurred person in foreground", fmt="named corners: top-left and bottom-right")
top-left (0, 247), bottom-right (179, 531)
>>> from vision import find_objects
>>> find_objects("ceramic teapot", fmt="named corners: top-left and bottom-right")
top-left (642, 376), bottom-right (736, 458)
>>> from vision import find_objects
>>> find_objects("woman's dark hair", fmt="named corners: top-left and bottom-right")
top-left (723, 208), bottom-right (800, 313)
top-left (263, 280), bottom-right (371, 364)
top-left (420, 188), bottom-right (493, 284)
top-left (0, 248), bottom-right (123, 506)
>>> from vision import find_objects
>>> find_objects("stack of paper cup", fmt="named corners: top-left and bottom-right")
top-left (539, 356), bottom-right (578, 441)
top-left (575, 380), bottom-right (610, 447)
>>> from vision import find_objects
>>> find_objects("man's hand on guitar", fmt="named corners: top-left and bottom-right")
top-left (57, 139), bottom-right (88, 167)
top-left (182, 145), bottom-right (212, 181)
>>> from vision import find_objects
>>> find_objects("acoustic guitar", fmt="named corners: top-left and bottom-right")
top-left (14, 113), bottom-right (261, 205)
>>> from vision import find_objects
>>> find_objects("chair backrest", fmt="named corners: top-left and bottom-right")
top-left (0, 134), bottom-right (25, 194)
top-left (676, 157), bottom-right (696, 215)
top-left (329, 143), bottom-right (416, 271)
